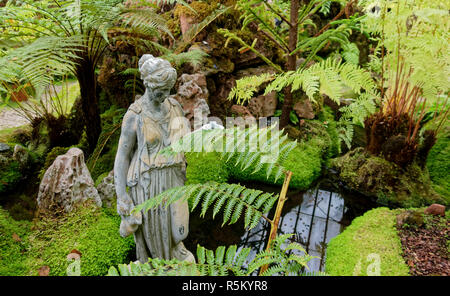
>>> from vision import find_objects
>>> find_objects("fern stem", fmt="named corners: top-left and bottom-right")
top-left (259, 170), bottom-right (293, 275)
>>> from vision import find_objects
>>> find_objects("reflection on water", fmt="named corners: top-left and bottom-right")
top-left (236, 188), bottom-right (346, 274)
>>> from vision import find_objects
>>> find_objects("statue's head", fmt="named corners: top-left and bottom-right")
top-left (139, 54), bottom-right (177, 103)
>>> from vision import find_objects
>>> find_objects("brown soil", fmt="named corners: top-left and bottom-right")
top-left (397, 214), bottom-right (450, 276)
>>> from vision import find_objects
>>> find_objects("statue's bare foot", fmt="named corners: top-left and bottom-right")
top-left (171, 242), bottom-right (195, 263)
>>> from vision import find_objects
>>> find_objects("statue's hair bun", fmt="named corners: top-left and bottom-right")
top-left (138, 54), bottom-right (177, 90)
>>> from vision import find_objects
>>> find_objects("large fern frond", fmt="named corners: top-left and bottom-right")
top-left (166, 124), bottom-right (297, 183)
top-left (133, 181), bottom-right (278, 229)
top-left (108, 235), bottom-right (317, 276)
top-left (265, 57), bottom-right (377, 104)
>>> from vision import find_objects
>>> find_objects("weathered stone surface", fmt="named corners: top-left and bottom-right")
top-left (294, 99), bottom-right (315, 119)
top-left (397, 210), bottom-right (424, 227)
top-left (174, 73), bottom-right (210, 130)
top-left (96, 170), bottom-right (115, 208)
top-left (247, 91), bottom-right (277, 118)
top-left (231, 105), bottom-right (253, 118)
top-left (13, 144), bottom-right (29, 165)
top-left (37, 147), bottom-right (102, 213)
top-left (229, 105), bottom-right (256, 128)
top-left (424, 204), bottom-right (446, 216)
top-left (0, 143), bottom-right (10, 152)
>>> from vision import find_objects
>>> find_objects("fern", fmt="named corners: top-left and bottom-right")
top-left (360, 0), bottom-right (450, 103)
top-left (107, 235), bottom-right (318, 276)
top-left (165, 124), bottom-right (297, 182)
top-left (227, 73), bottom-right (275, 105)
top-left (133, 182), bottom-right (277, 230)
top-left (265, 57), bottom-right (377, 104)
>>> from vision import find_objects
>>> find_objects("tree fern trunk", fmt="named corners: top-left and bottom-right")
top-left (280, 0), bottom-right (300, 128)
top-left (76, 59), bottom-right (101, 154)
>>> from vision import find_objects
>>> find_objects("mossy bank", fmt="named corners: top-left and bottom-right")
top-left (326, 207), bottom-right (410, 276)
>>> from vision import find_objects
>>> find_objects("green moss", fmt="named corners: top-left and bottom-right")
top-left (331, 147), bottom-right (445, 207)
top-left (185, 108), bottom-right (339, 190)
top-left (0, 160), bottom-right (22, 194)
top-left (227, 138), bottom-right (323, 190)
top-left (174, 1), bottom-right (214, 22)
top-left (185, 152), bottom-right (229, 185)
top-left (426, 126), bottom-right (449, 203)
top-left (326, 207), bottom-right (410, 276)
top-left (23, 201), bottom-right (134, 276)
top-left (0, 207), bottom-right (31, 276)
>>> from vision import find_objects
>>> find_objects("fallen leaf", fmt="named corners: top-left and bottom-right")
top-left (12, 233), bottom-right (21, 242)
top-left (38, 266), bottom-right (50, 276)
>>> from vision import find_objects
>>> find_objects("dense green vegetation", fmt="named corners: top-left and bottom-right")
top-left (0, 0), bottom-right (448, 277)
top-left (0, 207), bottom-right (31, 276)
top-left (326, 207), bottom-right (410, 276)
top-left (0, 202), bottom-right (134, 276)
top-left (426, 127), bottom-right (450, 203)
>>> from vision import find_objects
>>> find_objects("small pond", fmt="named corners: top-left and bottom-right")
top-left (184, 177), bottom-right (377, 274)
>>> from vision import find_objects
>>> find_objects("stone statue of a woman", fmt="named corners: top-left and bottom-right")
top-left (114, 54), bottom-right (194, 263)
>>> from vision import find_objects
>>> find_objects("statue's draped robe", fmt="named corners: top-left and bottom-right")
top-left (126, 96), bottom-right (190, 262)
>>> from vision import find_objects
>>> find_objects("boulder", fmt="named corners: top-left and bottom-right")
top-left (174, 73), bottom-right (210, 130)
top-left (247, 91), bottom-right (277, 118)
top-left (13, 144), bottom-right (29, 165)
top-left (397, 210), bottom-right (424, 228)
top-left (294, 99), bottom-right (315, 119)
top-left (424, 204), bottom-right (446, 216)
top-left (0, 143), bottom-right (10, 153)
top-left (96, 170), bottom-right (116, 208)
top-left (229, 105), bottom-right (256, 128)
top-left (37, 147), bottom-right (102, 213)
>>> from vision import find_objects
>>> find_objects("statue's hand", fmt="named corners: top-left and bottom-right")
top-left (117, 193), bottom-right (142, 237)
top-left (119, 212), bottom-right (142, 237)
top-left (117, 193), bottom-right (134, 216)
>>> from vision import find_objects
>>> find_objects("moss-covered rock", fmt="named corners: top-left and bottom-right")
top-left (326, 207), bottom-right (410, 276)
top-left (23, 201), bottom-right (134, 276)
top-left (426, 125), bottom-right (449, 204)
top-left (0, 143), bottom-right (35, 195)
top-left (331, 147), bottom-right (445, 208)
top-left (227, 138), bottom-right (324, 190)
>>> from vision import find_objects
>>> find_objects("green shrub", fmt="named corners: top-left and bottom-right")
top-left (24, 201), bottom-right (134, 276)
top-left (318, 105), bottom-right (340, 158)
top-left (326, 207), bottom-right (410, 276)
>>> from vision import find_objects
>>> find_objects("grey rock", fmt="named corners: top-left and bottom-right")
top-left (294, 99), bottom-right (315, 119)
top-left (13, 144), bottom-right (29, 165)
top-left (174, 73), bottom-right (210, 130)
top-left (37, 147), bottom-right (102, 213)
top-left (0, 143), bottom-right (10, 153)
top-left (247, 91), bottom-right (277, 118)
top-left (97, 170), bottom-right (116, 208)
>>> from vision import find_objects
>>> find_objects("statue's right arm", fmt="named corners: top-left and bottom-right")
top-left (114, 111), bottom-right (137, 216)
